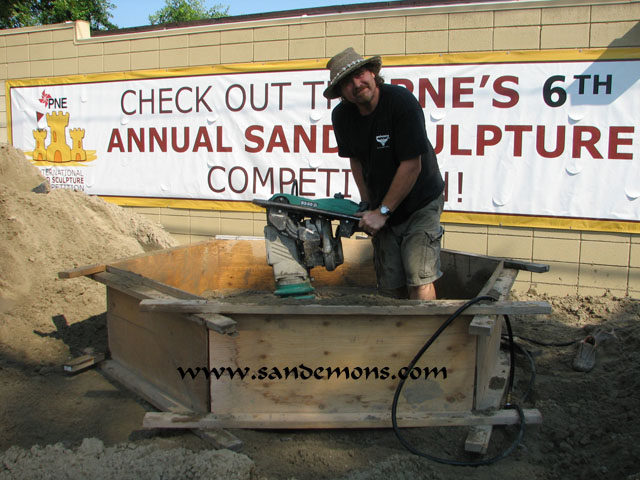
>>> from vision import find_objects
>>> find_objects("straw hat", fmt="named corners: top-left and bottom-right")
top-left (323, 48), bottom-right (382, 99)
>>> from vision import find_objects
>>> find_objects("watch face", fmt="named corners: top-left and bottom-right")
top-left (380, 206), bottom-right (390, 215)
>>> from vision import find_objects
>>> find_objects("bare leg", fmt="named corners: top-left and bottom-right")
top-left (408, 282), bottom-right (436, 300)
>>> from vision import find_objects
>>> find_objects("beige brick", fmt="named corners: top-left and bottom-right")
top-left (290, 23), bottom-right (325, 40)
top-left (581, 231), bottom-right (629, 243)
top-left (494, 26), bottom-right (541, 50)
top-left (171, 233), bottom-right (191, 245)
top-left (104, 53), bottom-right (130, 72)
top-left (160, 35), bottom-right (189, 50)
top-left (189, 45), bottom-right (220, 66)
top-left (0, 47), bottom-right (5, 64)
top-left (443, 231), bottom-right (487, 255)
top-left (0, 129), bottom-right (7, 143)
top-left (161, 207), bottom-right (190, 216)
top-left (29, 43), bottom-right (53, 61)
top-left (366, 17), bottom-right (405, 34)
top-left (449, 28), bottom-right (493, 52)
top-left (326, 20), bottom-right (365, 37)
top-left (534, 228), bottom-right (580, 240)
top-left (219, 218), bottom-right (254, 236)
top-left (494, 8), bottom-right (541, 27)
top-left (221, 29), bottom-right (253, 45)
top-left (532, 283), bottom-right (578, 297)
top-left (578, 285), bottom-right (626, 297)
top-left (449, 11), bottom-right (493, 29)
top-left (487, 234), bottom-right (532, 260)
top-left (53, 41), bottom-right (77, 59)
top-left (137, 211), bottom-right (161, 224)
top-left (189, 209), bottom-right (220, 218)
top-left (591, 3), bottom-right (640, 22)
top-left (442, 223), bottom-right (487, 234)
top-left (6, 45), bottom-right (29, 63)
top-left (290, 38), bottom-right (325, 59)
top-left (52, 28), bottom-right (74, 42)
top-left (629, 267), bottom-right (640, 293)
top-left (160, 214), bottom-right (190, 234)
top-left (191, 234), bottom-right (215, 243)
top-left (406, 30), bottom-right (448, 54)
top-left (541, 6), bottom-right (590, 25)
top-left (0, 36), bottom-right (5, 47)
top-left (406, 14), bottom-right (448, 32)
top-left (6, 33), bottom-right (29, 47)
top-left (131, 50), bottom-right (159, 70)
top-left (78, 55), bottom-right (103, 74)
top-left (633, 235), bottom-right (640, 244)
top-left (104, 41), bottom-right (130, 54)
top-left (253, 218), bottom-right (267, 236)
top-left (220, 211), bottom-right (254, 220)
top-left (30, 60), bottom-right (53, 77)
top-left (366, 33), bottom-right (405, 55)
top-left (191, 216), bottom-right (221, 236)
top-left (533, 237), bottom-right (579, 263)
top-left (326, 36), bottom-right (365, 56)
top-left (254, 40), bottom-right (288, 61)
top-left (591, 21), bottom-right (640, 48)
top-left (190, 31), bottom-right (221, 47)
top-left (160, 48), bottom-right (190, 68)
top-left (77, 43), bottom-right (103, 57)
top-left (29, 31), bottom-right (53, 44)
top-left (221, 43), bottom-right (253, 64)
top-left (53, 57), bottom-right (78, 76)
top-left (255, 26), bottom-right (288, 42)
top-left (531, 261), bottom-right (579, 286)
top-left (131, 38), bottom-right (159, 52)
top-left (0, 64), bottom-right (9, 80)
top-left (8, 62), bottom-right (29, 79)
top-left (488, 226), bottom-right (533, 237)
top-left (630, 243), bottom-right (640, 268)
top-left (578, 264), bottom-right (628, 291)
top-left (580, 240), bottom-right (629, 266)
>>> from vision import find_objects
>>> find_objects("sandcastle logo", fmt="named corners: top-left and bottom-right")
top-left (27, 111), bottom-right (97, 164)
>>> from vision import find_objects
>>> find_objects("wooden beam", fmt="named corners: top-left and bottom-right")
top-left (139, 299), bottom-right (552, 316)
top-left (142, 409), bottom-right (542, 430)
top-left (188, 313), bottom-right (237, 336)
top-left (58, 263), bottom-right (106, 279)
top-left (469, 315), bottom-right (496, 337)
top-left (192, 429), bottom-right (244, 451)
top-left (63, 353), bottom-right (105, 373)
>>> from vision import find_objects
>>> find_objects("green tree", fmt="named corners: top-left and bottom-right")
top-left (0, 0), bottom-right (117, 30)
top-left (149, 0), bottom-right (229, 25)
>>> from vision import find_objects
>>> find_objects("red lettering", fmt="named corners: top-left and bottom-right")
top-left (505, 125), bottom-right (532, 157)
top-left (452, 78), bottom-right (474, 108)
top-left (493, 76), bottom-right (519, 108)
top-left (608, 126), bottom-right (634, 160)
top-left (450, 125), bottom-right (472, 155)
top-left (266, 126), bottom-right (290, 153)
top-left (245, 125), bottom-right (264, 153)
top-left (536, 126), bottom-right (565, 158)
top-left (294, 125), bottom-right (316, 153)
top-left (193, 126), bottom-right (213, 152)
top-left (323, 125), bottom-right (338, 153)
top-left (391, 78), bottom-right (414, 92)
top-left (299, 168), bottom-right (316, 196)
top-left (216, 126), bottom-right (232, 152)
top-left (208, 166), bottom-right (225, 193)
top-left (228, 166), bottom-right (248, 193)
top-left (573, 126), bottom-right (602, 159)
top-left (107, 129), bottom-right (124, 152)
top-left (419, 78), bottom-right (445, 109)
top-left (476, 125), bottom-right (502, 155)
top-left (150, 128), bottom-right (167, 152)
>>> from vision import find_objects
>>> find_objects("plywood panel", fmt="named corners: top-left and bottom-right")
top-left (209, 313), bottom-right (476, 417)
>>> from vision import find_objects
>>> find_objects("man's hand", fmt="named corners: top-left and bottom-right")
top-left (357, 208), bottom-right (388, 236)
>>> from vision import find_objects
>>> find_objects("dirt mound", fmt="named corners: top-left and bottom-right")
top-left (0, 143), bottom-right (177, 364)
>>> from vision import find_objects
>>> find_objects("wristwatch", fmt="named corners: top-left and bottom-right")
top-left (380, 205), bottom-right (392, 216)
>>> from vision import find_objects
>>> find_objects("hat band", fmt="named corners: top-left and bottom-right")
top-left (330, 58), bottom-right (366, 84)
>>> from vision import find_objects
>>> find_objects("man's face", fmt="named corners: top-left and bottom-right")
top-left (339, 67), bottom-right (378, 106)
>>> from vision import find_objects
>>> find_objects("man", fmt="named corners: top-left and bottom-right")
top-left (324, 48), bottom-right (445, 300)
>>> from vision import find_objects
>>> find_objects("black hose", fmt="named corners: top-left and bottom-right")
top-left (391, 297), bottom-right (526, 466)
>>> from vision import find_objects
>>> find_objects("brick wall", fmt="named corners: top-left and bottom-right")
top-left (1, 0), bottom-right (639, 296)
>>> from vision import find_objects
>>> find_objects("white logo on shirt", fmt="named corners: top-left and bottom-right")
top-left (376, 135), bottom-right (390, 148)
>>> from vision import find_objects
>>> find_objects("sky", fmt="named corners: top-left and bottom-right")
top-left (109, 0), bottom-right (385, 29)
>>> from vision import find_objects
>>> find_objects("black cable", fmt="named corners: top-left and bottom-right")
top-left (391, 297), bottom-right (526, 466)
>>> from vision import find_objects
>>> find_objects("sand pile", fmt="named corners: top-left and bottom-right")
top-left (0, 144), bottom-right (177, 364)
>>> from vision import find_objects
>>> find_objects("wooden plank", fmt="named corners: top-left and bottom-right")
top-left (63, 353), bottom-right (105, 373)
top-left (140, 298), bottom-right (552, 316)
top-left (101, 359), bottom-right (192, 414)
top-left (209, 313), bottom-right (475, 416)
top-left (142, 408), bottom-right (542, 430)
top-left (107, 288), bottom-right (210, 413)
top-left (468, 315), bottom-right (496, 337)
top-left (58, 263), bottom-right (106, 279)
top-left (465, 425), bottom-right (493, 454)
top-left (106, 266), bottom-right (201, 300)
top-left (188, 313), bottom-right (237, 336)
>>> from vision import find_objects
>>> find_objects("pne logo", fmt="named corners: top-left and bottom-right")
top-left (39, 90), bottom-right (68, 109)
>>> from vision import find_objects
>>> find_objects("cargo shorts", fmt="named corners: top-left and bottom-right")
top-left (372, 194), bottom-right (444, 290)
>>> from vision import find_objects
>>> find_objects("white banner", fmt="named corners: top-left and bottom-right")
top-left (7, 53), bottom-right (640, 230)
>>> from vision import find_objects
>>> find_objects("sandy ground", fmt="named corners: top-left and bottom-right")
top-left (1, 143), bottom-right (639, 479)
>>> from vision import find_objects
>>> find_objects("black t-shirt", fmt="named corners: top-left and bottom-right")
top-left (332, 83), bottom-right (444, 225)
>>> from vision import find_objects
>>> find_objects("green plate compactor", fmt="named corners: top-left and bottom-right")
top-left (253, 188), bottom-right (362, 298)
